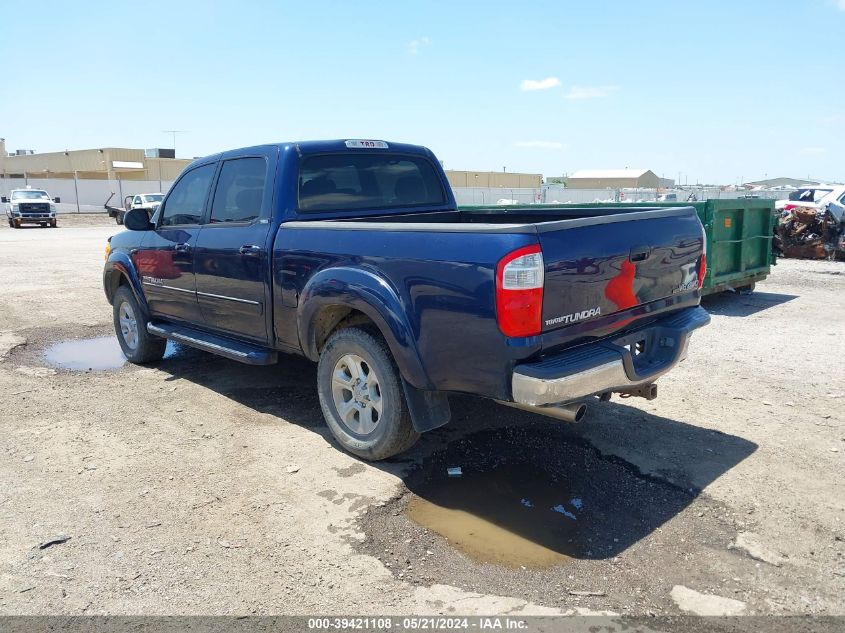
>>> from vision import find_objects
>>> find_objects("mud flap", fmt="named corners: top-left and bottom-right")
top-left (401, 379), bottom-right (451, 433)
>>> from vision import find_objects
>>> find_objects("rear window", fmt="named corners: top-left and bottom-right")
top-left (298, 153), bottom-right (445, 212)
top-left (789, 188), bottom-right (832, 202)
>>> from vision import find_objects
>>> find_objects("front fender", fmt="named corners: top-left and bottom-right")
top-left (297, 266), bottom-right (432, 390)
top-left (103, 252), bottom-right (150, 316)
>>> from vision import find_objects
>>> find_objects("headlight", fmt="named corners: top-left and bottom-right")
top-left (50, 204), bottom-right (57, 213)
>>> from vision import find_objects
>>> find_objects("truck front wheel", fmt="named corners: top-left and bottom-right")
top-left (317, 327), bottom-right (419, 461)
top-left (112, 285), bottom-right (166, 363)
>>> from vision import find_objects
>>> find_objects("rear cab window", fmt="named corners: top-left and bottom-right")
top-left (298, 153), bottom-right (445, 212)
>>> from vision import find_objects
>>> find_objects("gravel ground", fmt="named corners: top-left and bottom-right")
top-left (0, 216), bottom-right (842, 617)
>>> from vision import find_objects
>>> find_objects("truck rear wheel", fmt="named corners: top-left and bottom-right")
top-left (317, 327), bottom-right (419, 461)
top-left (112, 285), bottom-right (166, 363)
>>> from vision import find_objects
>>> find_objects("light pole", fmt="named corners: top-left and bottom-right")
top-left (65, 151), bottom-right (80, 213)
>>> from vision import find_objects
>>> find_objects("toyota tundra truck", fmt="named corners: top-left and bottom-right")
top-left (103, 140), bottom-right (709, 460)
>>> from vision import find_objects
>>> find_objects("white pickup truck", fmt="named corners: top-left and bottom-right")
top-left (3, 187), bottom-right (59, 228)
top-left (110, 192), bottom-right (164, 225)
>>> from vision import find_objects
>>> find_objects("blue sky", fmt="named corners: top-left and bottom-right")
top-left (2, 0), bottom-right (843, 184)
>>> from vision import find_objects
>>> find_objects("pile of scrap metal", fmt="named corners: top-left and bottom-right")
top-left (775, 205), bottom-right (844, 260)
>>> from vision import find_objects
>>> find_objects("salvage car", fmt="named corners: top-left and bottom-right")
top-left (775, 185), bottom-right (845, 222)
top-left (3, 187), bottom-right (59, 228)
top-left (103, 140), bottom-right (709, 460)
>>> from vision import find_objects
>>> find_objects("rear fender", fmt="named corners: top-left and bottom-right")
top-left (297, 266), bottom-right (432, 390)
top-left (103, 252), bottom-right (149, 316)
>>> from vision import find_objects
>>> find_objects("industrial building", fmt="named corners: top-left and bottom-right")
top-left (743, 177), bottom-right (820, 188)
top-left (0, 138), bottom-right (191, 185)
top-left (444, 170), bottom-right (542, 189)
top-left (566, 169), bottom-right (662, 189)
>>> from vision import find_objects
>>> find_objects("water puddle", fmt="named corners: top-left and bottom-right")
top-left (43, 336), bottom-right (182, 371)
top-left (44, 336), bottom-right (128, 371)
top-left (406, 462), bottom-right (583, 568)
top-left (361, 425), bottom-right (708, 571)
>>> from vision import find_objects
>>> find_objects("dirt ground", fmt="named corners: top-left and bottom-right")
top-left (0, 215), bottom-right (842, 617)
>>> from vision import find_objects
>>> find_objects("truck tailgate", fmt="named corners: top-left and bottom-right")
top-left (536, 207), bottom-right (705, 333)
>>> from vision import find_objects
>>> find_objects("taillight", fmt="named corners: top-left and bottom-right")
top-left (496, 244), bottom-right (544, 337)
top-left (783, 203), bottom-right (796, 211)
top-left (697, 253), bottom-right (707, 289)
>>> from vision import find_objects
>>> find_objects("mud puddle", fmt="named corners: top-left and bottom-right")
top-left (357, 424), bottom-right (739, 597)
top-left (43, 336), bottom-right (182, 371)
top-left (406, 462), bottom-right (586, 568)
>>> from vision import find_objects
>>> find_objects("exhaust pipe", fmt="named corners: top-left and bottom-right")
top-left (501, 401), bottom-right (587, 423)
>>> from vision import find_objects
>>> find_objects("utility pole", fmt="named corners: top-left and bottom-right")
top-left (162, 130), bottom-right (186, 157)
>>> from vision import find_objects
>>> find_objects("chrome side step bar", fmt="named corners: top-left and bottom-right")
top-left (147, 322), bottom-right (278, 366)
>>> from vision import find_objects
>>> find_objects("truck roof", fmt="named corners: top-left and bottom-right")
top-left (187, 140), bottom-right (434, 170)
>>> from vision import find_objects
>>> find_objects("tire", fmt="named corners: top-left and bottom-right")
top-left (50, 220), bottom-right (57, 228)
top-left (112, 285), bottom-right (166, 363)
top-left (317, 326), bottom-right (419, 460)
top-left (115, 212), bottom-right (124, 225)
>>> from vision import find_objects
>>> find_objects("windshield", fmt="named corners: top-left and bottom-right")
top-left (142, 194), bottom-right (164, 203)
top-left (789, 188), bottom-right (832, 203)
top-left (11, 190), bottom-right (50, 200)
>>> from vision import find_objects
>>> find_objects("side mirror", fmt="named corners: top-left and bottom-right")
top-left (53, 197), bottom-right (61, 203)
top-left (123, 207), bottom-right (154, 231)
top-left (1, 197), bottom-right (7, 203)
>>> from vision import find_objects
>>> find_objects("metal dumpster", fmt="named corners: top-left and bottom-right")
top-left (459, 199), bottom-right (777, 295)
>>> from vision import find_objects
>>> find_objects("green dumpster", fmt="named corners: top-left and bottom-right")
top-left (459, 199), bottom-right (777, 296)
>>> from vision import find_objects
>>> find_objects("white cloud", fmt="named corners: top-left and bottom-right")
top-left (564, 85), bottom-right (620, 100)
top-left (520, 77), bottom-right (561, 91)
top-left (838, 0), bottom-right (845, 10)
top-left (407, 36), bottom-right (430, 54)
top-left (514, 141), bottom-right (564, 149)
top-left (821, 114), bottom-right (843, 124)
top-left (799, 146), bottom-right (826, 154)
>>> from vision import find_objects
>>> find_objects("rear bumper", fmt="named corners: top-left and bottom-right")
top-left (511, 306), bottom-right (710, 406)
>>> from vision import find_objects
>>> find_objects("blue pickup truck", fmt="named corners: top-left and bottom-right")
top-left (103, 140), bottom-right (710, 460)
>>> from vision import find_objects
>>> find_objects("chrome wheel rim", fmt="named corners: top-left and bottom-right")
top-left (118, 301), bottom-right (139, 350)
top-left (331, 354), bottom-right (383, 435)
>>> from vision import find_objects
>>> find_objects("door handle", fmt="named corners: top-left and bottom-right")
top-left (629, 245), bottom-right (651, 262)
top-left (239, 245), bottom-right (263, 256)
top-left (174, 243), bottom-right (192, 254)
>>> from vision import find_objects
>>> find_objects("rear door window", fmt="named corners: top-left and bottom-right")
top-left (298, 154), bottom-right (445, 212)
top-left (208, 157), bottom-right (267, 224)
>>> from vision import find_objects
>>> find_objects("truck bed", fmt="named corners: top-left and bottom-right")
top-left (277, 204), bottom-right (704, 399)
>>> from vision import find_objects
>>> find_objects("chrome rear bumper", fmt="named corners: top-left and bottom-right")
top-left (511, 306), bottom-right (710, 407)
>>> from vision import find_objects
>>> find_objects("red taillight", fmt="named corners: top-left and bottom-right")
top-left (783, 203), bottom-right (796, 211)
top-left (496, 244), bottom-right (544, 337)
top-left (697, 253), bottom-right (707, 289)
